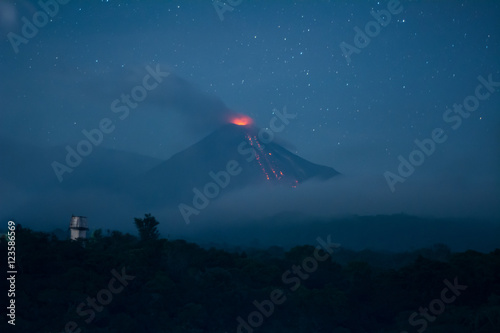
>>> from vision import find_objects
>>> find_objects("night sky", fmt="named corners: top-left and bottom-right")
top-left (0, 0), bottom-right (499, 246)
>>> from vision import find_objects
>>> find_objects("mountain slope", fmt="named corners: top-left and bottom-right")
top-left (133, 123), bottom-right (339, 206)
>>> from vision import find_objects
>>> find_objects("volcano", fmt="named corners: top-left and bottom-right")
top-left (133, 123), bottom-right (339, 207)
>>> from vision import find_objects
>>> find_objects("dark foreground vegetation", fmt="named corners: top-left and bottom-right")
top-left (1, 218), bottom-right (499, 333)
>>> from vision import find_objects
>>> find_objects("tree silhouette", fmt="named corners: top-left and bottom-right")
top-left (134, 213), bottom-right (160, 241)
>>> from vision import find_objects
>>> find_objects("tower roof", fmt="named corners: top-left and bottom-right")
top-left (69, 216), bottom-right (88, 230)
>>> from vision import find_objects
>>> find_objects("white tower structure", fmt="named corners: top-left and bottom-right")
top-left (69, 215), bottom-right (88, 240)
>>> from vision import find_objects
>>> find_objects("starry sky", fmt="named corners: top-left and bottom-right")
top-left (1, 0), bottom-right (499, 230)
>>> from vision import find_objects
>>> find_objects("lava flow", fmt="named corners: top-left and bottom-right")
top-left (228, 112), bottom-right (301, 186)
top-left (245, 134), bottom-right (286, 183)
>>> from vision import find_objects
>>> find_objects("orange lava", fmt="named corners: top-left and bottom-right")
top-left (229, 114), bottom-right (253, 126)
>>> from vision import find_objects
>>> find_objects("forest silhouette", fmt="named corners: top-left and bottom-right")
top-left (1, 217), bottom-right (499, 333)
